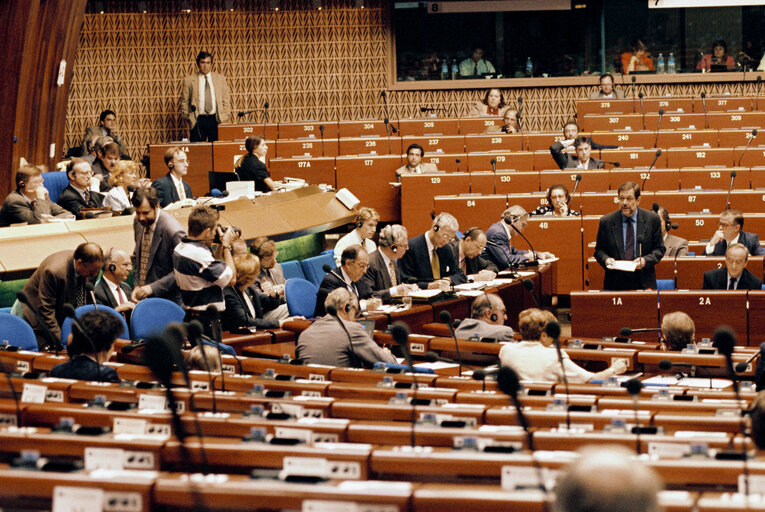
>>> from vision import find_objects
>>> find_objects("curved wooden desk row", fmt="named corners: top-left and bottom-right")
top-left (581, 111), bottom-right (765, 133)
top-left (571, 289), bottom-right (765, 346)
top-left (0, 186), bottom-right (355, 279)
top-left (576, 96), bottom-right (758, 116)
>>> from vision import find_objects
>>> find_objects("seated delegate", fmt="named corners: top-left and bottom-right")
top-left (50, 310), bottom-right (123, 383)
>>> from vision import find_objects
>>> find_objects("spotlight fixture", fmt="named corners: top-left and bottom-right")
top-left (94, 1), bottom-right (104, 14)
top-left (224, 0), bottom-right (235, 10)
top-left (269, 0), bottom-right (280, 10)
top-left (137, 1), bottom-right (147, 12)
top-left (355, 0), bottom-right (365, 8)
top-left (180, 0), bottom-right (191, 13)
top-left (311, 0), bottom-right (322, 10)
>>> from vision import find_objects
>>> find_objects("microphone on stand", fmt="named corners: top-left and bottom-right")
top-left (641, 149), bottom-right (662, 192)
top-left (625, 378), bottom-right (644, 453)
top-left (456, 158), bottom-right (461, 173)
top-left (383, 118), bottom-right (393, 157)
top-left (420, 107), bottom-right (446, 114)
top-left (390, 322), bottom-right (419, 448)
top-left (602, 161), bottom-right (621, 168)
top-left (507, 215), bottom-right (539, 267)
top-left (735, 343), bottom-right (765, 373)
top-left (725, 170), bottom-right (738, 210)
top-left (638, 92), bottom-right (646, 130)
top-left (85, 282), bottom-right (98, 310)
top-left (567, 174), bottom-right (582, 211)
top-left (262, 101), bottom-right (270, 138)
top-left (490, 158), bottom-right (497, 194)
top-left (700, 92), bottom-right (709, 129)
top-left (523, 279), bottom-right (540, 308)
top-left (619, 326), bottom-right (662, 344)
top-left (630, 76), bottom-right (637, 107)
top-left (546, 321), bottom-right (571, 430)
top-left (756, 76), bottom-right (762, 111)
top-left (653, 108), bottom-right (664, 148)
top-left (319, 124), bottom-right (325, 157)
top-left (516, 97), bottom-right (524, 134)
top-left (440, 310), bottom-right (464, 376)
top-left (737, 130), bottom-right (757, 167)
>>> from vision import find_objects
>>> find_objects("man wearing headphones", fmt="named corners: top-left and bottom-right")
top-left (657, 207), bottom-right (688, 257)
top-left (400, 212), bottom-right (467, 290)
top-left (483, 206), bottom-right (554, 271)
top-left (315, 244), bottom-right (375, 317)
top-left (333, 206), bottom-right (379, 265)
top-left (0, 164), bottom-right (72, 227)
top-left (296, 288), bottom-right (396, 368)
top-left (449, 227), bottom-right (497, 281)
top-left (152, 146), bottom-right (193, 208)
top-left (363, 224), bottom-right (419, 303)
top-left (454, 293), bottom-right (514, 342)
top-left (94, 248), bottom-right (135, 316)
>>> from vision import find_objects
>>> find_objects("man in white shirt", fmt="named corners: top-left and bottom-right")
top-left (94, 248), bottom-right (135, 315)
top-left (395, 144), bottom-right (439, 179)
top-left (588, 73), bottom-right (625, 99)
top-left (151, 147), bottom-right (193, 208)
top-left (703, 209), bottom-right (764, 256)
top-left (550, 136), bottom-right (605, 170)
top-left (458, 46), bottom-right (496, 77)
top-left (181, 51), bottom-right (231, 142)
top-left (334, 207), bottom-right (379, 265)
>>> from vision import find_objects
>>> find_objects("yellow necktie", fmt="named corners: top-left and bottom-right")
top-left (431, 248), bottom-right (440, 279)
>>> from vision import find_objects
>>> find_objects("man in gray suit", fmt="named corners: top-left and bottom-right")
top-left (130, 187), bottom-right (186, 304)
top-left (181, 51), bottom-right (231, 142)
top-left (363, 224), bottom-right (418, 303)
top-left (0, 164), bottom-right (72, 227)
top-left (395, 144), bottom-right (439, 179)
top-left (454, 293), bottom-right (515, 342)
top-left (296, 288), bottom-right (396, 368)
top-left (251, 236), bottom-right (289, 323)
top-left (657, 207), bottom-right (688, 257)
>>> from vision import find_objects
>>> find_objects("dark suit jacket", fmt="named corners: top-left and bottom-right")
top-left (314, 269), bottom-right (373, 317)
top-left (594, 208), bottom-right (666, 290)
top-left (237, 154), bottom-right (271, 193)
top-left (702, 267), bottom-right (762, 290)
top-left (152, 173), bottom-right (193, 208)
top-left (50, 355), bottom-right (120, 383)
top-left (222, 286), bottom-right (279, 331)
top-left (482, 221), bottom-right (532, 271)
top-left (362, 250), bottom-right (401, 303)
top-left (132, 210), bottom-right (186, 303)
top-left (399, 234), bottom-right (467, 289)
top-left (22, 251), bottom-right (96, 346)
top-left (0, 190), bottom-right (71, 227)
top-left (57, 184), bottom-right (104, 219)
top-left (549, 141), bottom-right (605, 170)
top-left (94, 278), bottom-right (132, 308)
top-left (448, 240), bottom-right (498, 276)
top-left (707, 231), bottom-right (764, 257)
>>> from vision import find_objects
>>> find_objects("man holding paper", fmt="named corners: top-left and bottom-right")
top-left (594, 182), bottom-right (665, 290)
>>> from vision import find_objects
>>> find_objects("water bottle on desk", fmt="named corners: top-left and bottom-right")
top-left (441, 60), bottom-right (448, 80)
top-left (657, 53), bottom-right (665, 74)
top-left (450, 59), bottom-right (458, 80)
top-left (525, 57), bottom-right (533, 77)
top-left (668, 52), bottom-right (676, 74)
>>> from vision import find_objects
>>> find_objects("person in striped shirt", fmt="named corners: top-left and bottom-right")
top-left (173, 205), bottom-right (238, 337)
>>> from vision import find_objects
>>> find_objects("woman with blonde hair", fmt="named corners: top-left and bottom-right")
top-left (499, 308), bottom-right (626, 383)
top-left (103, 160), bottom-right (148, 211)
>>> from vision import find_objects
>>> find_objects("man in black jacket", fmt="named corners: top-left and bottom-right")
top-left (702, 243), bottom-right (762, 290)
top-left (449, 227), bottom-right (498, 281)
top-left (94, 248), bottom-right (135, 320)
top-left (314, 245), bottom-right (373, 317)
top-left (57, 158), bottom-right (104, 219)
top-left (400, 212), bottom-right (467, 290)
top-left (703, 209), bottom-right (764, 256)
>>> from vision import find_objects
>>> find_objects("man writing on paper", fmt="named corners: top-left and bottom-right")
top-left (594, 182), bottom-right (665, 290)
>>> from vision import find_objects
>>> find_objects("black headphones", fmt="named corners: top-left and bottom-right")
top-left (481, 293), bottom-right (498, 322)
top-left (344, 302), bottom-right (352, 313)
top-left (18, 181), bottom-right (25, 189)
top-left (108, 263), bottom-right (116, 273)
top-left (463, 227), bottom-right (481, 240)
top-left (356, 218), bottom-right (363, 228)
top-left (433, 224), bottom-right (440, 232)
top-left (663, 210), bottom-right (672, 232)
top-left (168, 163), bottom-right (174, 169)
top-left (391, 245), bottom-right (398, 253)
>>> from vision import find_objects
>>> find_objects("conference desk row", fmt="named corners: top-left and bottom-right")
top-left (576, 96), bottom-right (759, 116)
top-left (581, 111), bottom-right (765, 133)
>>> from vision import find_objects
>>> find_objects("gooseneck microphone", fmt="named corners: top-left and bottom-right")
top-left (641, 149), bottom-right (662, 192)
top-left (725, 170), bottom-right (738, 210)
top-left (700, 92), bottom-right (709, 129)
top-left (507, 217), bottom-right (539, 267)
top-left (546, 321), bottom-right (570, 430)
top-left (490, 158), bottom-right (497, 194)
top-left (326, 305), bottom-right (359, 368)
top-left (653, 108), bottom-right (664, 148)
top-left (523, 279), bottom-right (540, 308)
top-left (625, 377), bottom-right (644, 453)
top-left (756, 76), bottom-right (762, 111)
top-left (16, 290), bottom-right (60, 353)
top-left (390, 321), bottom-right (418, 448)
top-left (440, 310), bottom-right (463, 376)
top-left (619, 327), bottom-right (662, 343)
top-left (737, 130), bottom-right (757, 167)
top-left (735, 343), bottom-right (765, 373)
top-left (567, 174), bottom-right (582, 211)
top-left (516, 97), bottom-right (523, 134)
top-left (121, 340), bottom-right (150, 353)
top-left (319, 124), bottom-right (325, 157)
top-left (638, 92), bottom-right (646, 130)
top-left (185, 321), bottom-right (217, 411)
top-left (630, 76), bottom-right (637, 106)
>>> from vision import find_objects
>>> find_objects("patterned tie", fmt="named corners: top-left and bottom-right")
top-left (177, 181), bottom-right (186, 200)
top-left (74, 278), bottom-right (86, 308)
top-left (431, 248), bottom-right (441, 279)
top-left (624, 217), bottom-right (634, 260)
top-left (729, 277), bottom-right (736, 290)
top-left (116, 286), bottom-right (126, 305)
top-left (139, 226), bottom-right (152, 285)
top-left (83, 190), bottom-right (90, 206)
top-left (389, 260), bottom-right (398, 286)
top-left (204, 76), bottom-right (213, 114)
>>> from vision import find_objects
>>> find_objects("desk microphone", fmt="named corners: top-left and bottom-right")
top-left (602, 161), bottom-right (621, 168)
top-left (185, 321), bottom-right (217, 410)
top-left (756, 76), bottom-right (762, 111)
top-left (700, 92), bottom-right (709, 129)
top-left (16, 290), bottom-right (60, 353)
top-left (523, 279), bottom-right (540, 308)
top-left (507, 219), bottom-right (538, 267)
top-left (121, 340), bottom-right (150, 353)
top-left (630, 76), bottom-right (637, 107)
top-left (641, 149), bottom-right (662, 192)
top-left (319, 124), bottom-right (325, 157)
top-left (653, 108), bottom-right (664, 148)
top-left (567, 174), bottom-right (582, 210)
top-left (735, 343), bottom-right (765, 373)
top-left (263, 101), bottom-right (270, 124)
top-left (420, 107), bottom-right (446, 113)
top-left (237, 109), bottom-right (258, 118)
top-left (638, 92), bottom-right (646, 130)
top-left (490, 158), bottom-right (497, 194)
top-left (456, 158), bottom-right (461, 174)
top-left (619, 327), bottom-right (661, 344)
top-left (390, 321), bottom-right (418, 447)
top-left (725, 170), bottom-right (738, 210)
top-left (625, 377), bottom-right (644, 453)
top-left (440, 310), bottom-right (464, 376)
top-left (517, 97), bottom-right (523, 134)
top-left (322, 264), bottom-right (348, 287)
top-left (546, 320), bottom-right (571, 430)
top-left (737, 131), bottom-right (757, 167)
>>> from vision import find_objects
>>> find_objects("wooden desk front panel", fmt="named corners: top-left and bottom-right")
top-left (432, 195), bottom-right (541, 234)
top-left (718, 129), bottom-right (759, 148)
top-left (465, 134), bottom-right (523, 153)
top-left (148, 142), bottom-right (212, 194)
top-left (678, 167), bottom-right (746, 190)
top-left (692, 96), bottom-right (752, 113)
top-left (397, 118), bottom-right (460, 137)
top-left (401, 135), bottom-right (466, 156)
top-left (276, 137), bottom-right (339, 158)
top-left (592, 130), bottom-right (656, 149)
top-left (666, 147), bottom-right (736, 168)
top-left (570, 291), bottom-right (659, 341)
top-left (708, 111), bottom-right (765, 130)
top-left (459, 117), bottom-right (503, 135)
top-left (338, 119), bottom-right (393, 138)
top-left (609, 168), bottom-right (680, 192)
top-left (469, 171), bottom-right (540, 195)
top-left (601, 148), bottom-right (669, 168)
top-left (576, 99), bottom-right (634, 116)
top-left (739, 146), bottom-right (765, 167)
top-left (526, 132), bottom-right (560, 151)
top-left (217, 122), bottom-right (278, 141)
top-left (656, 129), bottom-right (719, 148)
top-left (643, 97), bottom-right (695, 114)
top-left (277, 121), bottom-right (339, 139)
top-left (423, 152), bottom-right (465, 172)
top-left (523, 217), bottom-right (583, 294)
top-left (401, 174), bottom-right (471, 233)
top-left (336, 155), bottom-right (401, 222)
top-left (747, 291), bottom-right (765, 346)
top-left (338, 136), bottom-right (400, 156)
top-left (659, 290), bottom-right (748, 344)
top-left (468, 152), bottom-right (535, 173)
top-left (539, 170), bottom-right (609, 194)
top-left (268, 156), bottom-right (336, 186)
top-left (212, 140), bottom-right (274, 173)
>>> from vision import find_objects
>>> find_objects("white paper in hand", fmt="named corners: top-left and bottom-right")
top-left (606, 260), bottom-right (638, 272)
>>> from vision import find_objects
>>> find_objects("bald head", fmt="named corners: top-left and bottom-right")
top-left (555, 445), bottom-right (662, 512)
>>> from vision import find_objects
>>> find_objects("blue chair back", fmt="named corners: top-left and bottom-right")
top-left (41, 171), bottom-right (70, 204)
top-left (202, 339), bottom-right (236, 356)
top-left (130, 297), bottom-right (186, 340)
top-left (284, 278), bottom-right (319, 318)
top-left (60, 305), bottom-right (130, 348)
top-left (0, 312), bottom-right (38, 351)
top-left (656, 279), bottom-right (675, 291)
top-left (280, 260), bottom-right (305, 281)
top-left (300, 253), bottom-right (335, 287)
